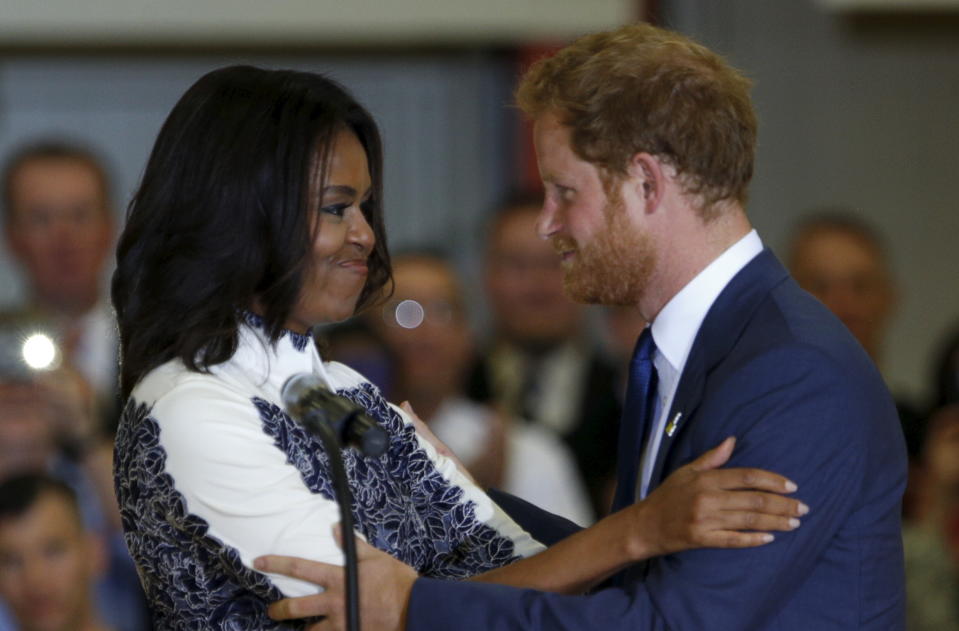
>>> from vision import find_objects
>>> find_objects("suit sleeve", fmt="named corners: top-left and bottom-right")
top-left (486, 489), bottom-right (583, 546)
top-left (406, 345), bottom-right (904, 630)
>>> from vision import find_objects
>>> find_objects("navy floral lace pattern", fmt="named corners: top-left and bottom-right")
top-left (114, 399), bottom-right (305, 630)
top-left (255, 381), bottom-right (521, 579)
top-left (238, 310), bottom-right (313, 352)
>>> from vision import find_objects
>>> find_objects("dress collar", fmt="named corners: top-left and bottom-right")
top-left (228, 310), bottom-right (331, 397)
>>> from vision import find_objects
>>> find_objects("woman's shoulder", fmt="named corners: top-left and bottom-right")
top-left (129, 359), bottom-right (255, 428)
top-left (134, 358), bottom-right (231, 398)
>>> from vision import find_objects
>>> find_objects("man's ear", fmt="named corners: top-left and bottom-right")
top-left (627, 153), bottom-right (667, 214)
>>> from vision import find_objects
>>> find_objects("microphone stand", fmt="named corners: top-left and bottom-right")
top-left (300, 408), bottom-right (361, 631)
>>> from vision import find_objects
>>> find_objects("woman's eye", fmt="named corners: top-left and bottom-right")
top-left (320, 203), bottom-right (349, 218)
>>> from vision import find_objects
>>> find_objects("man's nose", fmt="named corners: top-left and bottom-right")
top-left (536, 199), bottom-right (561, 240)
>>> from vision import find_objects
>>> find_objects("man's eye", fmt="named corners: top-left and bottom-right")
top-left (557, 186), bottom-right (575, 201)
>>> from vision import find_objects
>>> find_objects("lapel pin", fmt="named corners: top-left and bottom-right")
top-left (665, 411), bottom-right (683, 437)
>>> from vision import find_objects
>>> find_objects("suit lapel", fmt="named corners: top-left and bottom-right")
top-left (647, 249), bottom-right (790, 490)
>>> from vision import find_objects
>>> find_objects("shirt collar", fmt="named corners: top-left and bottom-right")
top-left (651, 230), bottom-right (763, 373)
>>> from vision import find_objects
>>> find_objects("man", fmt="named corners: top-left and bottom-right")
top-left (375, 251), bottom-right (593, 525)
top-left (0, 473), bottom-right (112, 631)
top-left (2, 142), bottom-right (117, 414)
top-left (787, 212), bottom-right (924, 491)
top-left (470, 196), bottom-right (621, 515)
top-left (0, 357), bottom-right (149, 631)
top-left (258, 23), bottom-right (906, 630)
top-left (787, 211), bottom-right (895, 367)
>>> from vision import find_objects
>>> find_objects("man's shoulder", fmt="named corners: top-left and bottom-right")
top-left (691, 279), bottom-right (901, 467)
top-left (724, 276), bottom-right (879, 384)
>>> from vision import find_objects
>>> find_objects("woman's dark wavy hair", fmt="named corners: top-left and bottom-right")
top-left (112, 65), bottom-right (391, 399)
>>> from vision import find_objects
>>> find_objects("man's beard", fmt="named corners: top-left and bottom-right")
top-left (555, 202), bottom-right (654, 307)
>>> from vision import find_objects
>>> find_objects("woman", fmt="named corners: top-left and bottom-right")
top-left (112, 65), bottom-right (802, 629)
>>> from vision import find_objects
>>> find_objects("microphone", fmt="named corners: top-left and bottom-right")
top-left (281, 373), bottom-right (389, 458)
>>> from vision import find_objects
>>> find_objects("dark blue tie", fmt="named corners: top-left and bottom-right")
top-left (612, 327), bottom-right (659, 513)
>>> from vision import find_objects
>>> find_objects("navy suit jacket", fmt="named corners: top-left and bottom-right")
top-left (408, 250), bottom-right (906, 630)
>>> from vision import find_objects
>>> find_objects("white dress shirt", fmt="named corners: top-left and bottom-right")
top-left (638, 230), bottom-right (763, 499)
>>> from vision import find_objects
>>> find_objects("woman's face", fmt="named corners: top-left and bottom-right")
top-left (285, 128), bottom-right (375, 333)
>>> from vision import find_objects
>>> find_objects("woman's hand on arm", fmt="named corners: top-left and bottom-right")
top-left (399, 401), bottom-right (471, 479)
top-left (470, 437), bottom-right (807, 594)
top-left (253, 437), bottom-right (809, 627)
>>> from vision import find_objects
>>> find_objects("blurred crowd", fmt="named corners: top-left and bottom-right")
top-left (0, 135), bottom-right (955, 630)
top-left (0, 143), bottom-right (147, 631)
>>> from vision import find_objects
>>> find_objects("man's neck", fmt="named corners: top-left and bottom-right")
top-left (638, 204), bottom-right (752, 322)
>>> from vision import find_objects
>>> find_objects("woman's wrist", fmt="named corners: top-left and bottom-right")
top-left (615, 500), bottom-right (656, 563)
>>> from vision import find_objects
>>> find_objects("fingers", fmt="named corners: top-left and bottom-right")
top-left (330, 523), bottom-right (386, 562)
top-left (717, 510), bottom-right (800, 534)
top-left (704, 467), bottom-right (798, 494)
top-left (401, 401), bottom-right (430, 436)
top-left (700, 530), bottom-right (778, 549)
top-left (689, 436), bottom-right (736, 472)
top-left (400, 400), bottom-right (419, 421)
top-left (692, 504), bottom-right (804, 550)
top-left (686, 439), bottom-right (799, 495)
top-left (711, 490), bottom-right (809, 517)
top-left (267, 593), bottom-right (333, 621)
top-left (688, 490), bottom-right (807, 541)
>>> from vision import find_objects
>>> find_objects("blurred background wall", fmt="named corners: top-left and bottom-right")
top-left (0, 0), bottom-right (955, 404)
top-left (662, 0), bottom-right (959, 406)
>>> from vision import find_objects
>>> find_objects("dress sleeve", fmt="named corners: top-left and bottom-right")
top-left (153, 377), bottom-right (544, 598)
top-left (154, 379), bottom-right (347, 597)
top-left (387, 401), bottom-right (546, 561)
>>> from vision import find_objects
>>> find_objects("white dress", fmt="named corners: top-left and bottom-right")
top-left (114, 313), bottom-right (544, 630)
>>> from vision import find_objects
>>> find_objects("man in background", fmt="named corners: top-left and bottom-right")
top-left (787, 211), bottom-right (924, 494)
top-left (470, 194), bottom-right (621, 515)
top-left (376, 251), bottom-right (594, 525)
top-left (787, 211), bottom-right (895, 369)
top-left (2, 142), bottom-right (118, 417)
top-left (0, 473), bottom-right (113, 631)
top-left (0, 349), bottom-right (148, 631)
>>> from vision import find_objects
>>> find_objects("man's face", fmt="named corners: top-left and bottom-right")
top-left (789, 228), bottom-right (893, 360)
top-left (5, 158), bottom-right (113, 312)
top-left (377, 258), bottom-right (472, 397)
top-left (0, 492), bottom-right (97, 631)
top-left (484, 207), bottom-right (583, 346)
top-left (532, 112), bottom-right (654, 307)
